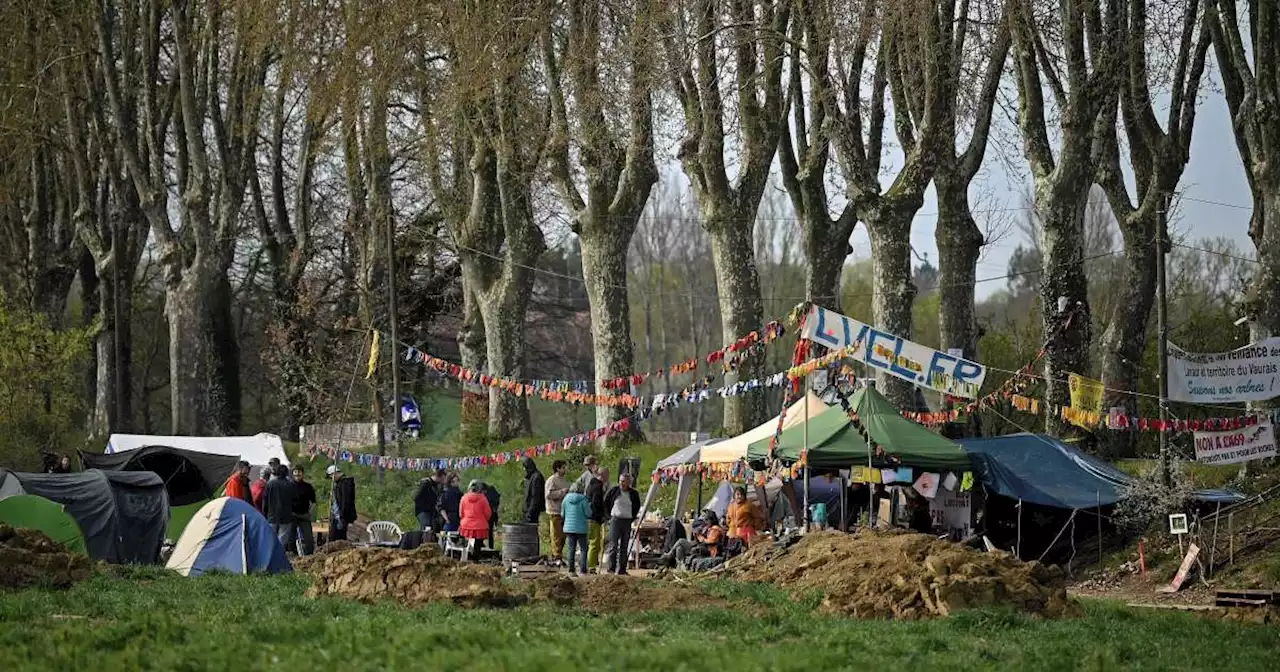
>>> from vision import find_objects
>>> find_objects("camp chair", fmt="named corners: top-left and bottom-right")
top-left (442, 532), bottom-right (470, 561)
top-left (367, 521), bottom-right (403, 545)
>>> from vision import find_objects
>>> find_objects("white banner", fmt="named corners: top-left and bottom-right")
top-left (1193, 419), bottom-right (1277, 465)
top-left (1168, 338), bottom-right (1280, 404)
top-left (800, 306), bottom-right (987, 398)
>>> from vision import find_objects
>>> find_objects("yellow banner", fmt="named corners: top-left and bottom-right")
top-left (365, 330), bottom-right (381, 379)
top-left (1068, 373), bottom-right (1104, 415)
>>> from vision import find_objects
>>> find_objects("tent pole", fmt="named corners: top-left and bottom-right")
top-left (1039, 510), bottom-right (1077, 562)
top-left (803, 381), bottom-right (810, 531)
top-left (840, 474), bottom-right (846, 531)
top-left (1016, 499), bottom-right (1022, 559)
top-left (1096, 491), bottom-right (1102, 565)
top-left (696, 471), bottom-right (703, 513)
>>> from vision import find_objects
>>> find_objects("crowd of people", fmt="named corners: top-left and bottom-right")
top-left (221, 458), bottom-right (354, 556)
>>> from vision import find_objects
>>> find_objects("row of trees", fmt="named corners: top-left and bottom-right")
top-left (0, 0), bottom-right (1273, 461)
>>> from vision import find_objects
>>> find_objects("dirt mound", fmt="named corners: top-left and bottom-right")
top-left (317, 540), bottom-right (355, 554)
top-left (298, 545), bottom-right (728, 613)
top-left (298, 545), bottom-right (525, 608)
top-left (0, 524), bottom-right (93, 590)
top-left (728, 530), bottom-right (1078, 620)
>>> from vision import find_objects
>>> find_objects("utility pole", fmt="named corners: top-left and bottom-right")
top-left (387, 213), bottom-right (402, 458)
top-left (1156, 194), bottom-right (1171, 487)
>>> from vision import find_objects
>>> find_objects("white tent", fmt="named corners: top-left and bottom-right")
top-left (106, 433), bottom-right (290, 469)
top-left (698, 391), bottom-right (833, 464)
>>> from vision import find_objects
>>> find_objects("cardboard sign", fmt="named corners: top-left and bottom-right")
top-left (1193, 419), bottom-right (1277, 465)
top-left (929, 492), bottom-right (972, 536)
top-left (801, 306), bottom-right (986, 398)
top-left (1158, 544), bottom-right (1200, 593)
top-left (1168, 338), bottom-right (1280, 403)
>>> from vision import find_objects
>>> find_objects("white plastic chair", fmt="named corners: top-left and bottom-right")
top-left (442, 532), bottom-right (470, 561)
top-left (367, 521), bottom-right (403, 545)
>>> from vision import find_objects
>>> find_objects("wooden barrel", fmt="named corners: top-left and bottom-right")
top-left (501, 523), bottom-right (541, 562)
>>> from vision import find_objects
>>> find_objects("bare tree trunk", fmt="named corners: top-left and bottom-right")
top-left (935, 181), bottom-right (983, 362)
top-left (166, 258), bottom-right (237, 435)
top-left (1036, 187), bottom-right (1094, 433)
top-left (1252, 191), bottom-right (1280, 339)
top-left (471, 262), bottom-right (539, 439)
top-left (581, 224), bottom-right (637, 430)
top-left (865, 211), bottom-right (918, 408)
top-left (706, 217), bottom-right (767, 435)
top-left (457, 282), bottom-right (488, 436)
top-left (1098, 214), bottom-right (1155, 457)
top-left (93, 267), bottom-right (135, 436)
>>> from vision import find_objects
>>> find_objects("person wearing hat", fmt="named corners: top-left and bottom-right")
top-left (326, 464), bottom-right (357, 542)
top-left (572, 455), bottom-right (598, 492)
top-left (458, 480), bottom-right (492, 559)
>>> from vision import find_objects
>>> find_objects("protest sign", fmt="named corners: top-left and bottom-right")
top-left (1068, 373), bottom-right (1105, 414)
top-left (1168, 338), bottom-right (1280, 404)
top-left (929, 492), bottom-right (972, 536)
top-left (801, 306), bottom-right (986, 398)
top-left (1193, 419), bottom-right (1277, 465)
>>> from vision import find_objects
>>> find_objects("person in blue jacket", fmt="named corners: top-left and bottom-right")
top-left (560, 480), bottom-right (592, 576)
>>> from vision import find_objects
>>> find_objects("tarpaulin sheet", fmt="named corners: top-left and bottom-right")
top-left (80, 446), bottom-right (239, 506)
top-left (958, 433), bottom-right (1247, 509)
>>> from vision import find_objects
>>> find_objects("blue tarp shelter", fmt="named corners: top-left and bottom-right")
top-left (959, 433), bottom-right (1245, 509)
top-left (165, 497), bottom-right (291, 576)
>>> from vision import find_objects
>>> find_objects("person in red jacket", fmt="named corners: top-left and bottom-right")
top-left (458, 480), bottom-right (492, 559)
top-left (223, 461), bottom-right (252, 503)
top-left (251, 466), bottom-right (271, 512)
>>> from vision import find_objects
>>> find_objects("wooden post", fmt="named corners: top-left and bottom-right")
top-left (1016, 498), bottom-right (1022, 559)
top-left (1096, 491), bottom-right (1102, 565)
top-left (1208, 502), bottom-right (1222, 579)
top-left (1229, 512), bottom-right (1235, 565)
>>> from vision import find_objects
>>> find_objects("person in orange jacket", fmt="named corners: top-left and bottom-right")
top-left (726, 486), bottom-right (765, 547)
top-left (458, 480), bottom-right (493, 558)
top-left (251, 467), bottom-right (271, 512)
top-left (223, 461), bottom-right (252, 503)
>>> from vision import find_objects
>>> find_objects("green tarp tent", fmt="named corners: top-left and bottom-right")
top-left (747, 386), bottom-right (973, 471)
top-left (0, 494), bottom-right (88, 554)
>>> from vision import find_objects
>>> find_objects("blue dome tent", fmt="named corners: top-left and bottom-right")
top-left (166, 497), bottom-right (292, 576)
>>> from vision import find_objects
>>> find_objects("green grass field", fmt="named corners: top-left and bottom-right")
top-left (1, 569), bottom-right (1278, 671)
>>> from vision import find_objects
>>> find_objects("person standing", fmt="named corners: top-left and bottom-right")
top-left (572, 455), bottom-right (598, 492)
top-left (521, 457), bottom-right (545, 525)
top-left (586, 467), bottom-right (608, 571)
top-left (264, 465), bottom-right (297, 552)
top-left (326, 465), bottom-right (357, 542)
top-left (440, 473), bottom-right (464, 532)
top-left (458, 480), bottom-right (493, 559)
top-left (291, 465), bottom-right (317, 556)
top-left (603, 472), bottom-right (641, 576)
top-left (561, 481), bottom-right (592, 576)
top-left (482, 482), bottom-right (502, 549)
top-left (415, 469), bottom-right (446, 531)
top-left (544, 460), bottom-right (569, 562)
top-left (223, 461), bottom-right (252, 503)
top-left (251, 467), bottom-right (271, 513)
top-left (726, 486), bottom-right (765, 547)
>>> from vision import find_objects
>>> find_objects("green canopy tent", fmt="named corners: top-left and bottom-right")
top-left (0, 494), bottom-right (88, 555)
top-left (747, 386), bottom-right (973, 472)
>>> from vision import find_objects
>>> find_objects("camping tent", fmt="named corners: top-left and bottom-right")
top-left (637, 438), bottom-right (724, 523)
top-left (959, 433), bottom-right (1246, 508)
top-left (167, 497), bottom-right (292, 576)
top-left (79, 445), bottom-right (240, 506)
top-left (0, 494), bottom-right (87, 554)
top-left (747, 386), bottom-right (972, 471)
top-left (106, 433), bottom-right (290, 469)
top-left (0, 469), bottom-right (169, 563)
top-left (699, 392), bottom-right (833, 464)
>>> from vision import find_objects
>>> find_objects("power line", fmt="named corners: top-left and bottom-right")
top-left (1170, 241), bottom-right (1259, 265)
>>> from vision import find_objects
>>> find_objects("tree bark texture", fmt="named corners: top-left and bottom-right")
top-left (1035, 186), bottom-right (1094, 434)
top-left (579, 224), bottom-right (639, 430)
top-left (92, 270), bottom-right (134, 437)
top-left (1097, 214), bottom-right (1155, 457)
top-left (705, 216), bottom-right (767, 435)
top-left (166, 259), bottom-right (239, 436)
top-left (935, 182), bottom-right (983, 363)
top-left (865, 212), bottom-right (918, 409)
top-left (457, 282), bottom-right (488, 435)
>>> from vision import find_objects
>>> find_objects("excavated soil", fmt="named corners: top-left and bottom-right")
top-left (728, 530), bottom-right (1079, 620)
top-left (0, 524), bottom-right (93, 590)
top-left (298, 545), bottom-right (725, 612)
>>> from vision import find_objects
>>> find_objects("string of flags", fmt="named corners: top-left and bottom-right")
top-left (308, 364), bottom-right (801, 474)
top-left (599, 320), bottom-right (787, 390)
